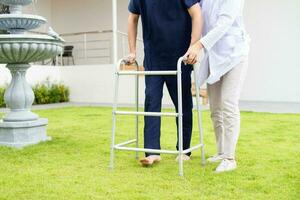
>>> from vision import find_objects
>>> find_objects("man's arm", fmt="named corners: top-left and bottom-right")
top-left (127, 13), bottom-right (139, 63)
top-left (185, 3), bottom-right (204, 64)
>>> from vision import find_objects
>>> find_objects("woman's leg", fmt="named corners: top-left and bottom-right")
top-left (221, 59), bottom-right (248, 159)
top-left (207, 80), bottom-right (224, 155)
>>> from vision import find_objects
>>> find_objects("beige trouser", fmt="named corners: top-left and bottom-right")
top-left (207, 58), bottom-right (248, 159)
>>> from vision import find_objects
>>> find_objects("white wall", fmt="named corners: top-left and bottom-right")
top-left (50, 0), bottom-right (131, 34)
top-left (23, 0), bottom-right (52, 32)
top-left (0, 66), bottom-right (10, 86)
top-left (49, 0), bottom-right (143, 64)
top-left (59, 65), bottom-right (140, 104)
top-left (0, 64), bottom-right (174, 106)
top-left (59, 65), bottom-right (176, 106)
top-left (47, 0), bottom-right (300, 103)
top-left (241, 0), bottom-right (300, 103)
top-left (51, 0), bottom-right (111, 34)
top-left (1, 0), bottom-right (299, 104)
top-left (0, 65), bottom-right (61, 86)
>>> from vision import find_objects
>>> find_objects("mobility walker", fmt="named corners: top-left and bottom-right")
top-left (109, 57), bottom-right (205, 176)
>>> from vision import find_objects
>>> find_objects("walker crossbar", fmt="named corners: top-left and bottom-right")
top-left (114, 111), bottom-right (178, 117)
top-left (114, 139), bottom-right (137, 148)
top-left (109, 57), bottom-right (205, 176)
top-left (117, 71), bottom-right (178, 75)
top-left (114, 140), bottom-right (204, 155)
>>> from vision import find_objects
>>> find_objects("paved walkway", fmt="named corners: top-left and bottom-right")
top-left (239, 101), bottom-right (300, 114)
top-left (0, 101), bottom-right (299, 114)
top-left (0, 102), bottom-right (108, 113)
top-left (0, 102), bottom-right (209, 112)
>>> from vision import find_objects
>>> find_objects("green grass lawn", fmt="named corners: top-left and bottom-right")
top-left (0, 107), bottom-right (299, 200)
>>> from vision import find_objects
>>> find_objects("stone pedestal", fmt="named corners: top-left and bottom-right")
top-left (3, 64), bottom-right (39, 122)
top-left (0, 118), bottom-right (50, 148)
top-left (0, 64), bottom-right (51, 148)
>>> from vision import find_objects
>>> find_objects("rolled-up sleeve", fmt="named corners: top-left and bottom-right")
top-left (200, 0), bottom-right (242, 51)
top-left (184, 0), bottom-right (200, 9)
top-left (128, 0), bottom-right (140, 15)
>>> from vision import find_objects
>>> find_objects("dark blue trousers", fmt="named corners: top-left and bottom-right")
top-left (144, 66), bottom-right (193, 156)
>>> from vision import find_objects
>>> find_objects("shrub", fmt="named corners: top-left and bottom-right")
top-left (0, 87), bottom-right (5, 108)
top-left (33, 84), bottom-right (50, 104)
top-left (0, 82), bottom-right (69, 108)
top-left (33, 82), bottom-right (70, 105)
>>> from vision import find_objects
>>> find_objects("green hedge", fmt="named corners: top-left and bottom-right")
top-left (0, 82), bottom-right (70, 108)
top-left (33, 83), bottom-right (70, 105)
top-left (0, 87), bottom-right (5, 108)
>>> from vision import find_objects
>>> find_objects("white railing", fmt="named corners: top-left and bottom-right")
top-left (60, 30), bottom-right (113, 65)
top-left (117, 31), bottom-right (144, 62)
top-left (59, 30), bottom-right (144, 66)
top-left (30, 30), bottom-right (144, 66)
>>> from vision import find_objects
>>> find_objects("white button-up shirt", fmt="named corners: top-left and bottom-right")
top-left (197, 0), bottom-right (250, 86)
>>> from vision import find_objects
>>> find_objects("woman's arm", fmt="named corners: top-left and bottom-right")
top-left (200, 0), bottom-right (242, 51)
top-left (189, 3), bottom-right (203, 46)
top-left (185, 0), bottom-right (242, 64)
top-left (185, 3), bottom-right (204, 64)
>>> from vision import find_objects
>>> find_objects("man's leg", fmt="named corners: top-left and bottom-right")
top-left (165, 68), bottom-right (193, 156)
top-left (144, 75), bottom-right (164, 157)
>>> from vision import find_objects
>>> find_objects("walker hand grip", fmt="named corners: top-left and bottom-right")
top-left (124, 59), bottom-right (139, 67)
top-left (117, 58), bottom-right (139, 71)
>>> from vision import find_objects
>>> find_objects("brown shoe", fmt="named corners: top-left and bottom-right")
top-left (140, 155), bottom-right (161, 166)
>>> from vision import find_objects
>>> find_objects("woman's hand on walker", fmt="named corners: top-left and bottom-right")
top-left (183, 41), bottom-right (203, 65)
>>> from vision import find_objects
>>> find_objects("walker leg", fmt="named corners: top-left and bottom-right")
top-left (177, 61), bottom-right (184, 176)
top-left (109, 72), bottom-right (120, 169)
top-left (193, 66), bottom-right (206, 166)
top-left (135, 70), bottom-right (139, 160)
top-left (109, 115), bottom-right (116, 169)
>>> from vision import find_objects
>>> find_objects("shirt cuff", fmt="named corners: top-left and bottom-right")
top-left (200, 37), bottom-right (212, 51)
top-left (185, 0), bottom-right (199, 9)
top-left (128, 6), bottom-right (140, 15)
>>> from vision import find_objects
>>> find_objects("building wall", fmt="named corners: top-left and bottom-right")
top-left (23, 0), bottom-right (52, 32)
top-left (48, 0), bottom-right (300, 103)
top-left (0, 65), bottom-right (61, 86)
top-left (242, 0), bottom-right (300, 103)
top-left (1, 0), bottom-right (299, 105)
top-left (50, 0), bottom-right (133, 34)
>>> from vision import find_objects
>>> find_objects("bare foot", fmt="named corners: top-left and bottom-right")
top-left (140, 155), bottom-right (161, 166)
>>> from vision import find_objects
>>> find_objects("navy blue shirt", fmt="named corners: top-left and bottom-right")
top-left (129, 0), bottom-right (200, 70)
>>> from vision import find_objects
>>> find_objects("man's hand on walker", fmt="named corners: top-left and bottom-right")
top-left (125, 53), bottom-right (137, 64)
top-left (183, 41), bottom-right (203, 65)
